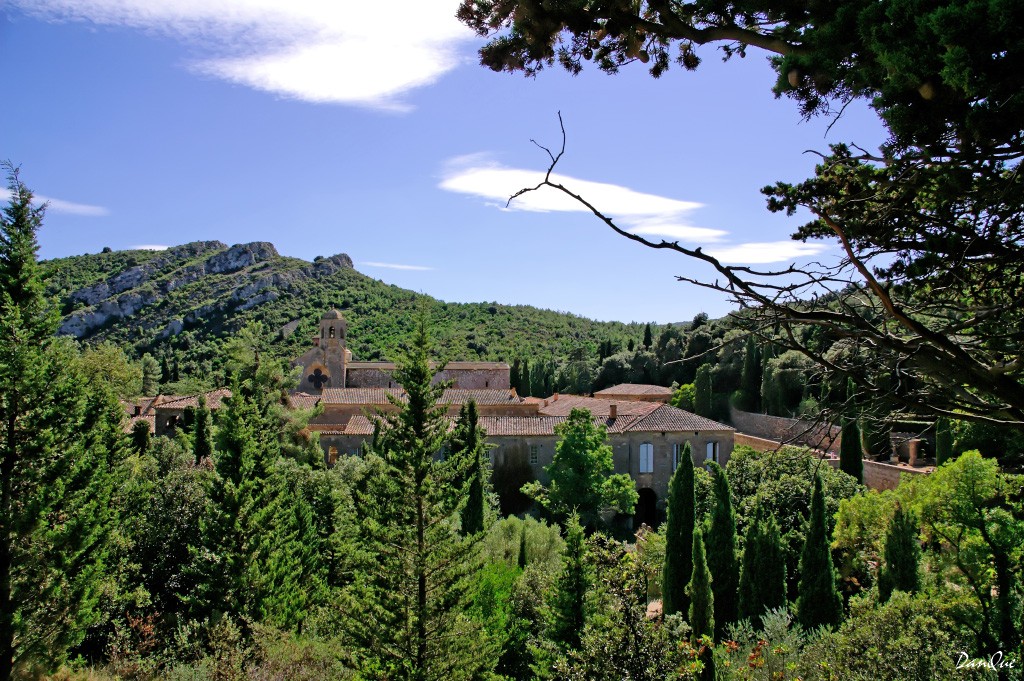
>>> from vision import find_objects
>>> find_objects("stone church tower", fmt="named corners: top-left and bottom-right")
top-left (292, 309), bottom-right (349, 393)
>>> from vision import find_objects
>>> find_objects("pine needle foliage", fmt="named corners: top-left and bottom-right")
top-left (839, 417), bottom-right (863, 484)
top-left (796, 474), bottom-right (843, 630)
top-left (737, 511), bottom-right (787, 628)
top-left (548, 512), bottom-right (590, 650)
top-left (662, 443), bottom-right (695, 617)
top-left (878, 504), bottom-right (921, 602)
top-left (343, 321), bottom-right (494, 680)
top-left (705, 461), bottom-right (738, 637)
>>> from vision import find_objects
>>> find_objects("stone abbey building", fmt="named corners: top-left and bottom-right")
top-left (292, 311), bottom-right (735, 526)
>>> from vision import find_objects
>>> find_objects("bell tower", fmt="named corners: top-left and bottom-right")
top-left (305, 309), bottom-right (347, 391)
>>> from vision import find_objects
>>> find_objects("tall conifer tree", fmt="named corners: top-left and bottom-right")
top-left (549, 513), bottom-right (589, 650)
top-left (738, 512), bottom-right (787, 628)
top-left (0, 165), bottom-right (120, 677)
top-left (839, 417), bottom-right (863, 484)
top-left (688, 530), bottom-right (716, 681)
top-left (878, 505), bottom-right (921, 602)
top-left (739, 335), bottom-right (761, 412)
top-left (705, 462), bottom-right (739, 637)
top-left (662, 443), bottom-right (695, 617)
top-left (450, 400), bottom-right (490, 536)
top-left (343, 321), bottom-right (493, 679)
top-left (192, 393), bottom-right (213, 465)
top-left (796, 474), bottom-right (843, 630)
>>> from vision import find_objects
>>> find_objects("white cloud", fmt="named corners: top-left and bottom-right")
top-left (440, 156), bottom-right (831, 265)
top-left (361, 261), bottom-right (434, 271)
top-left (439, 155), bottom-right (726, 242)
top-left (0, 188), bottom-right (109, 216)
top-left (130, 244), bottom-right (170, 251)
top-left (13, 0), bottom-right (475, 109)
top-left (706, 241), bottom-right (828, 264)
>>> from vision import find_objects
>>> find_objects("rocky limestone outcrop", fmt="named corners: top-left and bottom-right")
top-left (58, 242), bottom-right (353, 339)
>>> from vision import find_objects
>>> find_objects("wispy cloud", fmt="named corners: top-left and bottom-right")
top-left (439, 154), bottom-right (727, 242)
top-left (361, 261), bottom-right (434, 271)
top-left (12, 0), bottom-right (475, 110)
top-left (130, 244), bottom-right (170, 251)
top-left (0, 188), bottom-right (109, 216)
top-left (440, 155), bottom-right (830, 265)
top-left (706, 241), bottom-right (828, 264)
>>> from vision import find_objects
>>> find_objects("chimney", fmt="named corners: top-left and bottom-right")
top-left (609, 403), bottom-right (617, 420)
top-left (553, 393), bottom-right (559, 401)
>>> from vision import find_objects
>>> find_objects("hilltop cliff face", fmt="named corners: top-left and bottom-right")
top-left (54, 241), bottom-right (354, 341)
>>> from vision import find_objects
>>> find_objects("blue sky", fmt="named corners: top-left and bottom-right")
top-left (2, 1), bottom-right (886, 323)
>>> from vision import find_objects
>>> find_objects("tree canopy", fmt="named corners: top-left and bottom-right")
top-left (458, 0), bottom-right (1024, 427)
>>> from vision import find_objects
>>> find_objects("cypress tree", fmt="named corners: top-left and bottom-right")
top-left (510, 359), bottom-right (521, 395)
top-left (705, 462), bottom-right (739, 637)
top-left (839, 417), bottom-right (863, 483)
top-left (935, 416), bottom-right (952, 466)
top-left (549, 513), bottom-right (589, 650)
top-left (694, 364), bottom-right (713, 418)
top-left (797, 474), bottom-right (843, 630)
top-left (878, 505), bottom-right (921, 602)
top-left (662, 443), bottom-right (695, 617)
top-left (131, 419), bottom-right (151, 455)
top-left (643, 323), bottom-right (653, 349)
top-left (450, 400), bottom-right (489, 536)
top-left (193, 393), bottom-right (213, 465)
top-left (738, 512), bottom-right (787, 628)
top-left (521, 358), bottom-right (531, 396)
top-left (688, 530), bottom-right (716, 681)
top-left (739, 335), bottom-right (761, 412)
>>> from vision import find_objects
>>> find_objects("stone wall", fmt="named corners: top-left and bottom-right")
top-left (730, 407), bottom-right (841, 453)
top-left (434, 367), bottom-right (510, 389)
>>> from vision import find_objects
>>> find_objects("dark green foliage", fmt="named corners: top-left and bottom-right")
top-left (705, 462), bottom-right (738, 638)
top-left (839, 418), bottom-right (863, 484)
top-left (661, 443), bottom-right (694, 617)
top-left (797, 474), bottom-right (843, 630)
top-left (140, 353), bottom-right (160, 395)
top-left (0, 165), bottom-right (121, 677)
top-left (450, 400), bottom-right (490, 536)
top-left (693, 364), bottom-right (712, 418)
top-left (688, 531), bottom-right (716, 681)
top-left (738, 335), bottom-right (761, 412)
top-left (517, 524), bottom-right (527, 570)
top-left (860, 418), bottom-right (891, 459)
top-left (642, 323), bottom-right (652, 349)
top-left (342, 321), bottom-right (493, 679)
top-left (724, 445), bottom-right (861, 598)
top-left (934, 417), bottom-right (952, 466)
top-left (878, 505), bottom-right (921, 602)
top-left (688, 530), bottom-right (713, 642)
top-left (131, 419), bottom-right (151, 455)
top-left (192, 394), bottom-right (213, 465)
top-left (522, 408), bottom-right (637, 530)
top-left (549, 513), bottom-right (589, 650)
top-left (738, 513), bottom-right (787, 628)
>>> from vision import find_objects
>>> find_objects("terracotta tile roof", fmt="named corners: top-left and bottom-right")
top-left (345, 361), bottom-right (509, 371)
top-left (288, 392), bottom-right (322, 410)
top-left (537, 395), bottom-right (661, 418)
top-left (320, 388), bottom-right (405, 404)
top-left (320, 388), bottom-right (522, 406)
top-left (123, 414), bottom-right (156, 434)
top-left (156, 388), bottom-right (232, 410)
top-left (479, 416), bottom-right (570, 436)
top-left (594, 383), bottom-right (674, 397)
top-left (627, 405), bottom-right (734, 433)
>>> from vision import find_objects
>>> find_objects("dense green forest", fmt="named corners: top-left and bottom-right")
top-left (5, 166), bottom-right (1023, 680)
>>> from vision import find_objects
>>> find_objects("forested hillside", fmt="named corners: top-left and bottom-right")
top-left (43, 241), bottom-right (650, 389)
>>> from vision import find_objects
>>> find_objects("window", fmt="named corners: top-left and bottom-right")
top-left (328, 446), bottom-right (338, 465)
top-left (706, 441), bottom-right (719, 463)
top-left (530, 445), bottom-right (539, 465)
top-left (329, 326), bottom-right (335, 339)
top-left (672, 443), bottom-right (680, 471)
top-left (639, 442), bottom-right (654, 473)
